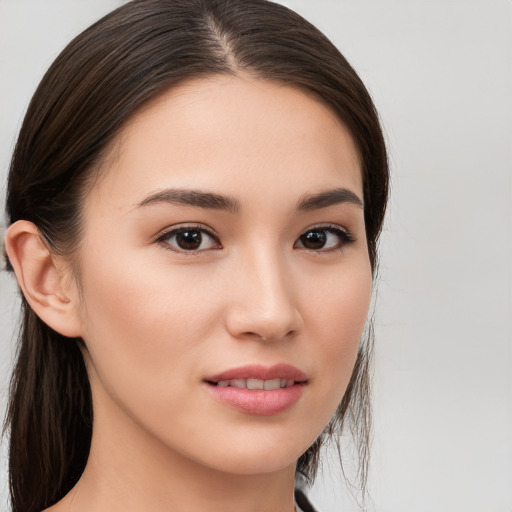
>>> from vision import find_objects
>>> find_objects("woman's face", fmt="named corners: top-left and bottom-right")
top-left (72, 75), bottom-right (372, 476)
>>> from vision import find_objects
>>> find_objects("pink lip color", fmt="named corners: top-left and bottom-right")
top-left (204, 364), bottom-right (307, 416)
top-left (206, 364), bottom-right (307, 383)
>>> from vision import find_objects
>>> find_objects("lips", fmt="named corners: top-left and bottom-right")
top-left (204, 364), bottom-right (307, 415)
top-left (205, 363), bottom-right (307, 384)
top-left (216, 378), bottom-right (295, 390)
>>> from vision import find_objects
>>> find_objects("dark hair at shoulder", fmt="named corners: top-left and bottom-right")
top-left (4, 1), bottom-right (388, 510)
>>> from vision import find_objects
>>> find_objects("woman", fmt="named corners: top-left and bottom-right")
top-left (3, 1), bottom-right (388, 511)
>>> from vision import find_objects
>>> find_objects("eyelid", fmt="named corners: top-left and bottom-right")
top-left (294, 223), bottom-right (355, 251)
top-left (155, 223), bottom-right (222, 253)
top-left (308, 222), bottom-right (351, 234)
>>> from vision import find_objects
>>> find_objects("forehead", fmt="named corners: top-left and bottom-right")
top-left (88, 75), bottom-right (363, 211)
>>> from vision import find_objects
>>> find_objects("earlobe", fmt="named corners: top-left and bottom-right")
top-left (4, 220), bottom-right (83, 338)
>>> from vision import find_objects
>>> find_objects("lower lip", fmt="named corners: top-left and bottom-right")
top-left (204, 382), bottom-right (306, 416)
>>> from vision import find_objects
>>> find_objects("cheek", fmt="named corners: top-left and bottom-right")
top-left (300, 257), bottom-right (372, 411)
top-left (81, 244), bottom-right (217, 335)
top-left (77, 250), bottom-right (221, 403)
top-left (304, 255), bottom-right (372, 341)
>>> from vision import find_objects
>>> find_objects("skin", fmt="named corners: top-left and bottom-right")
top-left (6, 75), bottom-right (372, 512)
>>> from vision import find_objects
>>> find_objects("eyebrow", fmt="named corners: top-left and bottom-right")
top-left (137, 188), bottom-right (241, 213)
top-left (297, 188), bottom-right (363, 210)
top-left (136, 186), bottom-right (363, 213)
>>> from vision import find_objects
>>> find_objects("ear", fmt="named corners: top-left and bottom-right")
top-left (4, 220), bottom-right (83, 338)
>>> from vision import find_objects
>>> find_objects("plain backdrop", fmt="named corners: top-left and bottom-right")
top-left (0, 1), bottom-right (511, 511)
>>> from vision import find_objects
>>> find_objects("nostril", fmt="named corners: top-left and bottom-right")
top-left (224, 291), bottom-right (303, 342)
top-left (240, 330), bottom-right (297, 343)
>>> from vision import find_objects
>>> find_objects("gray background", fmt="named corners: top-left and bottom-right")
top-left (1, 1), bottom-right (511, 511)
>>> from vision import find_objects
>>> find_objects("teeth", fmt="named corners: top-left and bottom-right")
top-left (215, 378), bottom-right (296, 389)
top-left (263, 378), bottom-right (282, 390)
top-left (247, 378), bottom-right (264, 390)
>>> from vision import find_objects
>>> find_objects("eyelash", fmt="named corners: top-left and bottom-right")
top-left (294, 224), bottom-right (355, 252)
top-left (155, 223), bottom-right (355, 254)
top-left (155, 224), bottom-right (221, 254)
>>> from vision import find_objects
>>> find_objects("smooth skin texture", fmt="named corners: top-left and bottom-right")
top-left (6, 75), bottom-right (372, 512)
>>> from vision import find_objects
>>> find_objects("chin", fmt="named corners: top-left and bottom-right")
top-left (202, 448), bottom-right (301, 476)
top-left (179, 428), bottom-right (314, 476)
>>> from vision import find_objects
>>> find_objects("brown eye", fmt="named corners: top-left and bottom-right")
top-left (299, 230), bottom-right (327, 250)
top-left (294, 227), bottom-right (354, 251)
top-left (159, 227), bottom-right (220, 252)
top-left (175, 230), bottom-right (203, 250)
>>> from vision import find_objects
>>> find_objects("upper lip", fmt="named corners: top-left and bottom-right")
top-left (205, 364), bottom-right (307, 383)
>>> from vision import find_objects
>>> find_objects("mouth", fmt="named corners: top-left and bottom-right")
top-left (203, 364), bottom-right (307, 415)
top-left (204, 363), bottom-right (307, 388)
top-left (210, 378), bottom-right (298, 390)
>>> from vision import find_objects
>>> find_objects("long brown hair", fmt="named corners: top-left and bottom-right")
top-left (3, 1), bottom-right (389, 511)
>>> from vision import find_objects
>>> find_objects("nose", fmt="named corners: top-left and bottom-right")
top-left (224, 248), bottom-right (303, 342)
